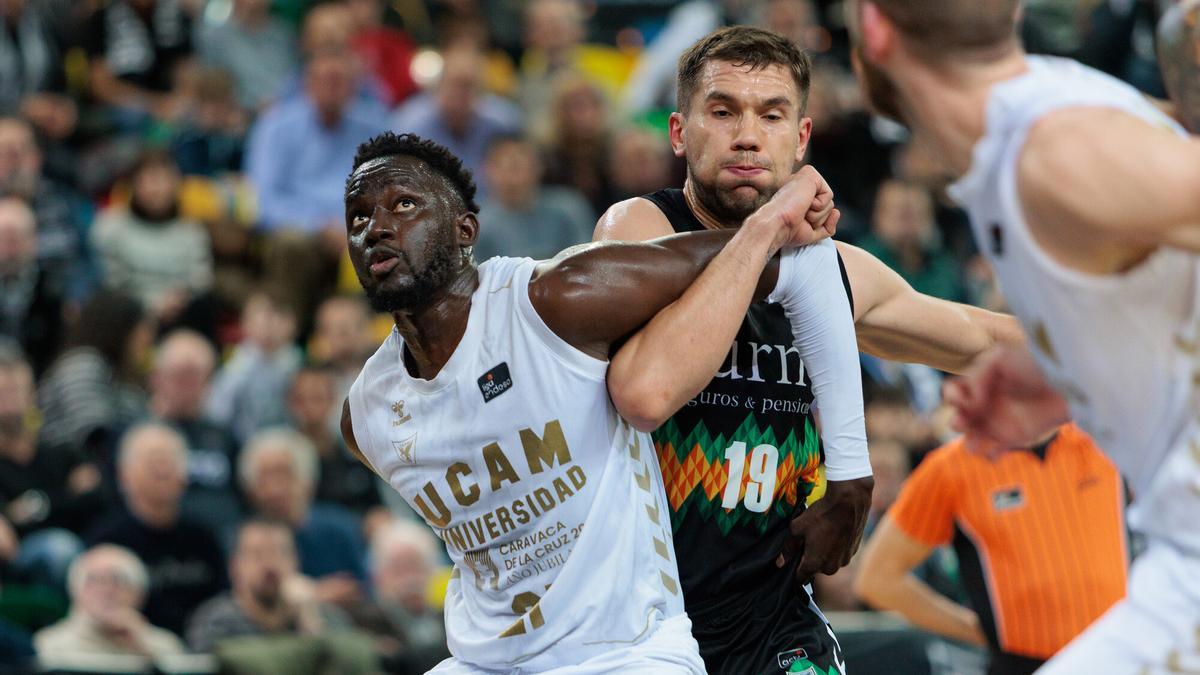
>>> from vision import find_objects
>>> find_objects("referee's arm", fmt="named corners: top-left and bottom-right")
top-left (854, 517), bottom-right (985, 647)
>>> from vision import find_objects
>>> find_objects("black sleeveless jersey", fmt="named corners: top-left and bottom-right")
top-left (642, 189), bottom-right (853, 674)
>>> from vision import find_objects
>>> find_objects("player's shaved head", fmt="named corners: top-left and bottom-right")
top-left (866, 0), bottom-right (1020, 57)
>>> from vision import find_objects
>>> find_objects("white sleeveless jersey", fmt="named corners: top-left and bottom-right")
top-left (947, 55), bottom-right (1200, 552)
top-left (346, 257), bottom-right (688, 671)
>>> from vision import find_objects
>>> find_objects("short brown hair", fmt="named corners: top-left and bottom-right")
top-left (870, 0), bottom-right (1019, 55)
top-left (676, 26), bottom-right (811, 115)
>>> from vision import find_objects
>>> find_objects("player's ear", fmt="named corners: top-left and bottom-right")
top-left (457, 212), bottom-right (479, 247)
top-left (860, 1), bottom-right (896, 63)
top-left (668, 112), bottom-right (687, 158)
top-left (795, 116), bottom-right (813, 165)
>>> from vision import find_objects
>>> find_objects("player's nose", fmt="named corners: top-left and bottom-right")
top-left (731, 113), bottom-right (764, 152)
top-left (364, 204), bottom-right (399, 244)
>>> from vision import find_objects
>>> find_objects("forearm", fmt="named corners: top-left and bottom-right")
top-left (860, 297), bottom-right (1021, 375)
top-left (770, 241), bottom-right (868, 479)
top-left (608, 219), bottom-right (782, 430)
top-left (866, 573), bottom-right (984, 646)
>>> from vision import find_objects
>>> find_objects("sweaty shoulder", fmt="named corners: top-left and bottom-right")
top-left (592, 197), bottom-right (674, 243)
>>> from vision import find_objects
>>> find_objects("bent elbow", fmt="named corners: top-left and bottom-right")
top-left (610, 382), bottom-right (675, 433)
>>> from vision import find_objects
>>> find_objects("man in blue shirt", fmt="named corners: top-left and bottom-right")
top-left (245, 48), bottom-right (388, 318)
top-left (389, 46), bottom-right (521, 183)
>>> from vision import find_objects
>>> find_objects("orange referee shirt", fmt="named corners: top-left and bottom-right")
top-left (887, 424), bottom-right (1127, 661)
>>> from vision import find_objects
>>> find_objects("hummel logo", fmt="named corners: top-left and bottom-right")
top-left (396, 398), bottom-right (415, 425)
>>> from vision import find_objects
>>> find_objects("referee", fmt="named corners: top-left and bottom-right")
top-left (854, 424), bottom-right (1128, 674)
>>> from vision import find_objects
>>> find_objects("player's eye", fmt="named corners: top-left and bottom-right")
top-left (712, 109), bottom-right (732, 118)
top-left (351, 214), bottom-right (369, 228)
top-left (763, 113), bottom-right (783, 122)
top-left (394, 198), bottom-right (416, 212)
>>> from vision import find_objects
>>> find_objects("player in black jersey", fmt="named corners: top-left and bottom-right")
top-left (595, 27), bottom-right (1025, 675)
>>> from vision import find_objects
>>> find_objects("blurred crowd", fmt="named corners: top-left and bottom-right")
top-left (0, 0), bottom-right (1169, 672)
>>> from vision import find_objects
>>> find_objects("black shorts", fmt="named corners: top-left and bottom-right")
top-left (689, 583), bottom-right (844, 675)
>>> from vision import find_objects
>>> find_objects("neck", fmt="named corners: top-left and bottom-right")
top-left (682, 178), bottom-right (734, 231)
top-left (391, 265), bottom-right (479, 380)
top-left (497, 188), bottom-right (537, 211)
top-left (304, 425), bottom-right (335, 455)
top-left (129, 500), bottom-right (177, 530)
top-left (891, 48), bottom-right (1029, 177)
top-left (150, 398), bottom-right (199, 422)
top-left (315, 104), bottom-right (344, 129)
top-left (234, 591), bottom-right (292, 630)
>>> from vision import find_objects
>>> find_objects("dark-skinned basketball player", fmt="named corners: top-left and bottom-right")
top-left (338, 132), bottom-right (855, 673)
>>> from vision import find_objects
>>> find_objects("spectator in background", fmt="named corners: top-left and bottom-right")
top-left (239, 428), bottom-right (367, 606)
top-left (186, 519), bottom-right (371, 672)
top-left (621, 0), bottom-right (756, 114)
top-left (859, 179), bottom-right (965, 302)
top-left (35, 545), bottom-right (185, 662)
top-left (287, 366), bottom-right (385, 524)
top-left (206, 290), bottom-right (301, 444)
top-left (517, 0), bottom-right (588, 120)
top-left (390, 45), bottom-right (521, 180)
top-left (0, 0), bottom-right (76, 141)
top-left (84, 0), bottom-right (195, 123)
top-left (0, 197), bottom-right (62, 375)
top-left (169, 66), bottom-right (248, 177)
top-left (148, 330), bottom-right (241, 542)
top-left (87, 423), bottom-right (228, 637)
top-left (366, 520), bottom-right (448, 673)
top-left (310, 295), bottom-right (373, 433)
top-left (198, 0), bottom-right (297, 112)
top-left (346, 0), bottom-right (419, 107)
top-left (538, 75), bottom-right (612, 213)
top-left (246, 47), bottom-right (386, 320)
top-left (605, 126), bottom-right (673, 203)
top-left (37, 291), bottom-right (152, 452)
top-left (856, 425), bottom-right (1128, 674)
top-left (475, 135), bottom-right (593, 261)
top-left (91, 150), bottom-right (215, 338)
top-left (0, 116), bottom-right (94, 299)
top-left (0, 343), bottom-right (100, 589)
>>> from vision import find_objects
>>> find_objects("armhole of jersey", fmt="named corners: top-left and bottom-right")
top-left (347, 371), bottom-right (383, 479)
top-left (998, 102), bottom-right (1185, 292)
top-left (836, 248), bottom-right (855, 316)
top-left (512, 259), bottom-right (609, 382)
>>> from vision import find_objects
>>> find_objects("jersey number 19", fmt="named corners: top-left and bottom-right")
top-left (721, 441), bottom-right (779, 512)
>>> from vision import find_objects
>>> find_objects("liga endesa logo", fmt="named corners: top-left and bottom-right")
top-left (477, 362), bottom-right (514, 403)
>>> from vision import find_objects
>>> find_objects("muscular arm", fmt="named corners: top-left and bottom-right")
top-left (531, 224), bottom-right (781, 366)
top-left (854, 517), bottom-right (986, 646)
top-left (837, 242), bottom-right (1025, 374)
top-left (535, 168), bottom-right (836, 368)
top-left (1019, 108), bottom-right (1200, 255)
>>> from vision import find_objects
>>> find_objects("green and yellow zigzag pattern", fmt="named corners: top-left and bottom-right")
top-left (652, 412), bottom-right (822, 536)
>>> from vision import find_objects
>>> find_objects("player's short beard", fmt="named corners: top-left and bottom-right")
top-left (690, 168), bottom-right (773, 225)
top-left (361, 239), bottom-right (459, 314)
top-left (853, 44), bottom-right (908, 127)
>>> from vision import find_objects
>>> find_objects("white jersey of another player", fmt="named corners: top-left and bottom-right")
top-left (947, 55), bottom-right (1200, 553)
top-left (347, 256), bottom-right (701, 673)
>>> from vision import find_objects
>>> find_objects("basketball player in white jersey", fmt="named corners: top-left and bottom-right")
top-left (849, 0), bottom-right (1200, 670)
top-left (338, 131), bottom-right (858, 673)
